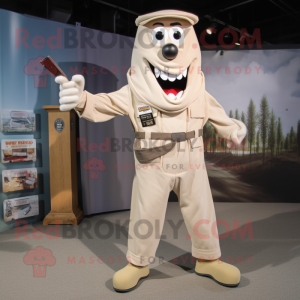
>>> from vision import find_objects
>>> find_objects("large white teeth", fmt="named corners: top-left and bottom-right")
top-left (167, 91), bottom-right (183, 101)
top-left (154, 67), bottom-right (187, 82)
top-left (160, 70), bottom-right (168, 81)
top-left (168, 74), bottom-right (177, 82)
top-left (154, 67), bottom-right (160, 78)
top-left (177, 91), bottom-right (183, 99)
top-left (168, 93), bottom-right (176, 100)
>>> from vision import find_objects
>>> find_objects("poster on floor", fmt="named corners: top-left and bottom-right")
top-left (3, 195), bottom-right (39, 222)
top-left (2, 168), bottom-right (38, 193)
top-left (0, 109), bottom-right (36, 132)
top-left (1, 139), bottom-right (36, 163)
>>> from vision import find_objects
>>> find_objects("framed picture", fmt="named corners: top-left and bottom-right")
top-left (3, 195), bottom-right (39, 222)
top-left (2, 168), bottom-right (38, 193)
top-left (0, 109), bottom-right (36, 132)
top-left (1, 139), bottom-right (36, 163)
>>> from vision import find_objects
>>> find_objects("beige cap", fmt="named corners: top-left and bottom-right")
top-left (135, 9), bottom-right (198, 26)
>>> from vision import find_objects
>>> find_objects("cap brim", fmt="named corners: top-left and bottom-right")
top-left (136, 10), bottom-right (198, 26)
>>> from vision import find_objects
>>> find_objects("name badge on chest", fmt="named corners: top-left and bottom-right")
top-left (137, 105), bottom-right (156, 127)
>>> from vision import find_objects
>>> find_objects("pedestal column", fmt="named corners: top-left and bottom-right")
top-left (43, 105), bottom-right (84, 225)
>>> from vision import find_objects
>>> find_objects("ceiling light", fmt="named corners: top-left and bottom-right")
top-left (206, 22), bottom-right (217, 35)
top-left (236, 34), bottom-right (245, 46)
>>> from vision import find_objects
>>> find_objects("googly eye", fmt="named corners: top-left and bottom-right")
top-left (169, 27), bottom-right (184, 45)
top-left (151, 27), bottom-right (168, 46)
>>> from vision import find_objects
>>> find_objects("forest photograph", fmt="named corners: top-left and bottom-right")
top-left (202, 49), bottom-right (300, 202)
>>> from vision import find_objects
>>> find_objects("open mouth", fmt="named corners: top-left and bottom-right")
top-left (149, 62), bottom-right (188, 100)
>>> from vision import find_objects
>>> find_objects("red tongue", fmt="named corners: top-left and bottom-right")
top-left (163, 88), bottom-right (181, 96)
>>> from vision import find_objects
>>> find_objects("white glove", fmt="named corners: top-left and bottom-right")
top-left (55, 75), bottom-right (85, 111)
top-left (229, 118), bottom-right (247, 146)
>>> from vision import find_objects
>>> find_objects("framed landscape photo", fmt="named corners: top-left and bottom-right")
top-left (0, 109), bottom-right (36, 132)
top-left (2, 168), bottom-right (38, 193)
top-left (3, 195), bottom-right (39, 222)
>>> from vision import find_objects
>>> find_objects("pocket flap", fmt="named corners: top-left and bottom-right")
top-left (190, 136), bottom-right (203, 149)
top-left (190, 109), bottom-right (204, 118)
top-left (190, 101), bottom-right (204, 118)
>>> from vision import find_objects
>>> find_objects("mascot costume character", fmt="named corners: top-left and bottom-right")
top-left (56, 10), bottom-right (247, 292)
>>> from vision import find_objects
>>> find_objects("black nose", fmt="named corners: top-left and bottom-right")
top-left (162, 43), bottom-right (178, 60)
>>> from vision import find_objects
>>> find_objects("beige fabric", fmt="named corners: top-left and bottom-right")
top-left (135, 10), bottom-right (199, 26)
top-left (74, 80), bottom-right (239, 262)
top-left (127, 151), bottom-right (221, 266)
top-left (206, 91), bottom-right (239, 139)
top-left (74, 11), bottom-right (243, 267)
top-left (74, 84), bottom-right (238, 262)
top-left (230, 118), bottom-right (248, 144)
top-left (113, 263), bottom-right (149, 291)
top-left (128, 22), bottom-right (204, 113)
top-left (195, 259), bottom-right (241, 286)
top-left (75, 85), bottom-right (129, 122)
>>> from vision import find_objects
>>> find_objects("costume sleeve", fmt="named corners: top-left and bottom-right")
top-left (205, 91), bottom-right (239, 139)
top-left (74, 85), bottom-right (129, 122)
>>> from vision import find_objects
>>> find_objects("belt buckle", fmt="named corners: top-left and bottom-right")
top-left (171, 132), bottom-right (186, 142)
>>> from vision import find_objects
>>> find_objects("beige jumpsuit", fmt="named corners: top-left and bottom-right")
top-left (75, 74), bottom-right (240, 266)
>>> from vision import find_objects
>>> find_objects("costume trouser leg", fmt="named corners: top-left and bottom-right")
top-left (127, 164), bottom-right (175, 266)
top-left (127, 162), bottom-right (221, 266)
top-left (173, 167), bottom-right (221, 260)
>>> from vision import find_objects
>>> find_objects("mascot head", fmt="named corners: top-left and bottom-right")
top-left (128, 10), bottom-right (203, 113)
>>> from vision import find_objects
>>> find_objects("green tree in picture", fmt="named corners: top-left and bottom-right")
top-left (212, 126), bottom-right (217, 154)
top-left (234, 109), bottom-right (240, 154)
top-left (290, 126), bottom-right (296, 151)
top-left (259, 96), bottom-right (270, 164)
top-left (203, 122), bottom-right (215, 153)
top-left (235, 109), bottom-right (240, 120)
top-left (228, 110), bottom-right (234, 153)
top-left (268, 110), bottom-right (276, 160)
top-left (256, 130), bottom-right (260, 153)
top-left (280, 139), bottom-right (284, 154)
top-left (241, 111), bottom-right (246, 156)
top-left (276, 117), bottom-right (283, 156)
top-left (247, 99), bottom-right (257, 162)
top-left (284, 133), bottom-right (290, 152)
top-left (203, 122), bottom-right (210, 153)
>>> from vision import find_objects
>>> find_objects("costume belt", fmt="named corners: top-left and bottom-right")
top-left (133, 129), bottom-right (203, 164)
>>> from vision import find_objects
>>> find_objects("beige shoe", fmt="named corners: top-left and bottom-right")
top-left (113, 263), bottom-right (150, 292)
top-left (195, 259), bottom-right (240, 287)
